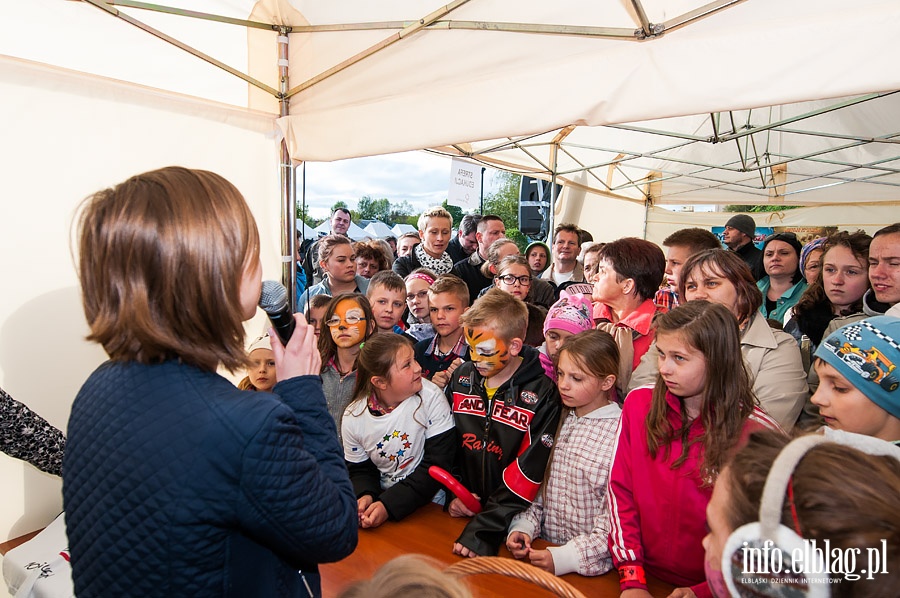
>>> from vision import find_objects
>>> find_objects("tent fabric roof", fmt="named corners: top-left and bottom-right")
top-left (267, 0), bottom-right (900, 206)
top-left (6, 0), bottom-right (900, 206)
top-left (428, 92), bottom-right (900, 206)
top-left (392, 224), bottom-right (417, 236)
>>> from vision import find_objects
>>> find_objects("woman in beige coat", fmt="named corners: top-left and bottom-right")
top-left (629, 249), bottom-right (808, 431)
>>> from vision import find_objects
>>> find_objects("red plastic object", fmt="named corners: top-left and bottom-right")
top-left (428, 466), bottom-right (482, 514)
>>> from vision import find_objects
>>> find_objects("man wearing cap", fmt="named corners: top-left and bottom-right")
top-left (722, 214), bottom-right (764, 280)
top-left (447, 214), bottom-right (482, 264)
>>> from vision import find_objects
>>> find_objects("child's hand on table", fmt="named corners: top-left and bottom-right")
top-left (358, 500), bottom-right (388, 529)
top-left (527, 548), bottom-right (554, 573)
top-left (452, 542), bottom-right (479, 558)
top-left (506, 531), bottom-right (531, 559)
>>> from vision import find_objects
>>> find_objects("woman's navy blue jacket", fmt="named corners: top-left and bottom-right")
top-left (64, 361), bottom-right (357, 597)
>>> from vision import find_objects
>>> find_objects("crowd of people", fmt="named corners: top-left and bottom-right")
top-left (3, 170), bottom-right (899, 598)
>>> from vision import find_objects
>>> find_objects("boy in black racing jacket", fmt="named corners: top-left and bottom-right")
top-left (445, 288), bottom-right (562, 557)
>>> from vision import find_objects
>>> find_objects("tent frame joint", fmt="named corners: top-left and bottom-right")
top-left (634, 22), bottom-right (664, 39)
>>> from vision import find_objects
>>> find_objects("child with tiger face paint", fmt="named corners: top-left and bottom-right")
top-left (445, 288), bottom-right (562, 559)
top-left (464, 326), bottom-right (516, 383)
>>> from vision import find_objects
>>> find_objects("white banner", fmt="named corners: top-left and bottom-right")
top-left (447, 158), bottom-right (482, 210)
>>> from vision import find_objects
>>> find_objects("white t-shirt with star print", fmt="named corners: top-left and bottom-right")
top-left (342, 379), bottom-right (454, 489)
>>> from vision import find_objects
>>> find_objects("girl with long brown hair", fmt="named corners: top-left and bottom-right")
top-left (786, 230), bottom-right (872, 368)
top-left (608, 301), bottom-right (782, 598)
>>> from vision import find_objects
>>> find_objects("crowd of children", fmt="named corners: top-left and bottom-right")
top-left (285, 213), bottom-right (900, 597)
top-left (171, 207), bottom-right (880, 597)
top-left (26, 178), bottom-right (897, 598)
top-left (276, 213), bottom-right (900, 597)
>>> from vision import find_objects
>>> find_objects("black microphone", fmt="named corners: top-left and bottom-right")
top-left (258, 280), bottom-right (296, 344)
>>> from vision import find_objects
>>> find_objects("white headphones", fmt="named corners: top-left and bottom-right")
top-left (721, 430), bottom-right (900, 597)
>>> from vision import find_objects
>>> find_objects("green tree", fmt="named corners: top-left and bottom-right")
top-left (441, 200), bottom-right (465, 229)
top-left (356, 195), bottom-right (392, 222)
top-left (724, 204), bottom-right (799, 213)
top-left (295, 204), bottom-right (320, 228)
top-left (330, 200), bottom-right (350, 216)
top-left (482, 170), bottom-right (521, 228)
top-left (388, 200), bottom-right (417, 226)
top-left (505, 228), bottom-right (529, 253)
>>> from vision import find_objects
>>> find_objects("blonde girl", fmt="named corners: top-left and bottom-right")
top-left (237, 334), bottom-right (277, 391)
top-left (608, 301), bottom-right (782, 597)
top-left (342, 334), bottom-right (455, 528)
top-left (507, 330), bottom-right (621, 577)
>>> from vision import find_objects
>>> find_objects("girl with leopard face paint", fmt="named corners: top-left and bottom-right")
top-left (318, 294), bottom-right (376, 436)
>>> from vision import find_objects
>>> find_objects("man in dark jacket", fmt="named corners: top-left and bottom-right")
top-left (305, 207), bottom-right (352, 285)
top-left (451, 215), bottom-right (506, 304)
top-left (446, 213), bottom-right (481, 264)
top-left (723, 214), bottom-right (764, 280)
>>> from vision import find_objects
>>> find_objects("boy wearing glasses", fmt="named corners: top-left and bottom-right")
top-left (445, 288), bottom-right (562, 558)
top-left (415, 275), bottom-right (471, 388)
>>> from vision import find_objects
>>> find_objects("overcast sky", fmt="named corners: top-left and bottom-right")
top-left (299, 151), bottom-right (502, 221)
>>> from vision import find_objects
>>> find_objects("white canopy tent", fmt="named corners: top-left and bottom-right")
top-left (2, 0), bottom-right (900, 542)
top-left (312, 220), bottom-right (369, 240)
top-left (363, 221), bottom-right (395, 239)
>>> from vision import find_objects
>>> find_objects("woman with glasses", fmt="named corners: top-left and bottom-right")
top-left (489, 255), bottom-right (557, 309)
top-left (318, 293), bottom-right (376, 437)
top-left (757, 232), bottom-right (807, 324)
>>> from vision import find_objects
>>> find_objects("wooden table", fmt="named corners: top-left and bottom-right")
top-left (320, 504), bottom-right (674, 597)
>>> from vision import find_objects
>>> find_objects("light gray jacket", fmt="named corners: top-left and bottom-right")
top-left (628, 312), bottom-right (808, 431)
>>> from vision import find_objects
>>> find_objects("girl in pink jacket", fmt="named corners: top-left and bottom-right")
top-left (607, 301), bottom-right (782, 598)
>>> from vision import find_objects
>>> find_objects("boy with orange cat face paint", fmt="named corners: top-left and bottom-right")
top-left (444, 288), bottom-right (562, 558)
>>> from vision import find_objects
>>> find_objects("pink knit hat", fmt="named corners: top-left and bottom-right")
top-left (543, 290), bottom-right (594, 336)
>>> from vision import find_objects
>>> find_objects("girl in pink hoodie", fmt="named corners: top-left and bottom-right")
top-left (607, 301), bottom-right (782, 598)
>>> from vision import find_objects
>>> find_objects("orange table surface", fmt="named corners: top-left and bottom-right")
top-left (320, 503), bottom-right (675, 597)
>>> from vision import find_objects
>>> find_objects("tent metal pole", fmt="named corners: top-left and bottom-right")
top-left (102, 1), bottom-right (279, 30)
top-left (285, 0), bottom-right (473, 99)
top-left (276, 30), bottom-right (298, 310)
top-left (629, 0), bottom-right (654, 38)
top-left (546, 127), bottom-right (573, 243)
top-left (81, 0), bottom-right (280, 96)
